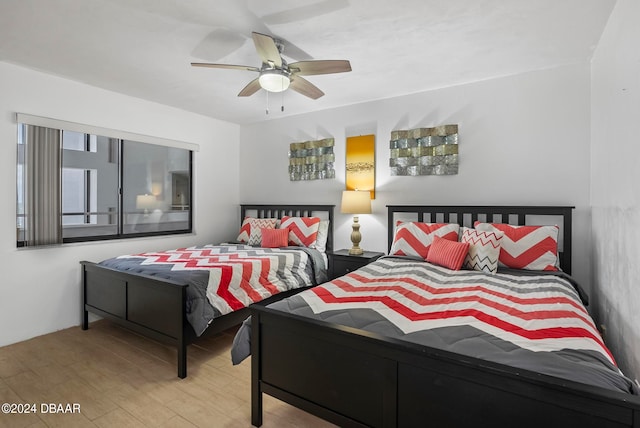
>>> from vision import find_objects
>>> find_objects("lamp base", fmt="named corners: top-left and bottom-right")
top-left (349, 215), bottom-right (364, 255)
top-left (348, 247), bottom-right (364, 255)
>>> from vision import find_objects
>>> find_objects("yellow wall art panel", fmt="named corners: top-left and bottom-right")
top-left (346, 134), bottom-right (375, 199)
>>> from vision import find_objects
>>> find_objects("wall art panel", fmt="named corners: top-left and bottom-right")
top-left (389, 124), bottom-right (458, 176)
top-left (346, 134), bottom-right (375, 198)
top-left (288, 138), bottom-right (335, 181)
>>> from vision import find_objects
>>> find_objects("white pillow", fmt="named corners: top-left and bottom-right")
top-left (310, 220), bottom-right (330, 252)
top-left (460, 227), bottom-right (504, 274)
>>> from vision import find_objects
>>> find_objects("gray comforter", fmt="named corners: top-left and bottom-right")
top-left (232, 256), bottom-right (638, 395)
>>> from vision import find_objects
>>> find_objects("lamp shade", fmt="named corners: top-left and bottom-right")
top-left (136, 194), bottom-right (155, 210)
top-left (341, 190), bottom-right (372, 214)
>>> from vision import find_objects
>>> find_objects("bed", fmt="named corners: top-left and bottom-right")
top-left (81, 203), bottom-right (333, 378)
top-left (247, 205), bottom-right (640, 428)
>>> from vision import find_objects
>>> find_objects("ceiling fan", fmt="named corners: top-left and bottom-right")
top-left (191, 32), bottom-right (351, 99)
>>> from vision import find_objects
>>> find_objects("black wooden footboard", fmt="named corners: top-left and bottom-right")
top-left (81, 260), bottom-right (191, 377)
top-left (251, 305), bottom-right (640, 428)
top-left (81, 260), bottom-right (289, 379)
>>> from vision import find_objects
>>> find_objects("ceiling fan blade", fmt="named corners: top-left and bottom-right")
top-left (289, 76), bottom-right (325, 99)
top-left (251, 32), bottom-right (282, 68)
top-left (263, 0), bottom-right (350, 25)
top-left (238, 78), bottom-right (262, 97)
top-left (190, 29), bottom-right (246, 62)
top-left (289, 60), bottom-right (351, 76)
top-left (191, 63), bottom-right (260, 72)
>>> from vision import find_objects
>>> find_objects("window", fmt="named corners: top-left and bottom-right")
top-left (16, 119), bottom-right (193, 247)
top-left (121, 140), bottom-right (191, 236)
top-left (60, 132), bottom-right (118, 240)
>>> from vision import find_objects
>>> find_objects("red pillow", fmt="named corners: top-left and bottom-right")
top-left (426, 235), bottom-right (470, 270)
top-left (474, 222), bottom-right (559, 271)
top-left (279, 216), bottom-right (321, 247)
top-left (261, 228), bottom-right (289, 248)
top-left (389, 222), bottom-right (460, 259)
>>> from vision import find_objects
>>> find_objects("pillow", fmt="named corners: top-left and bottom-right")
top-left (474, 222), bottom-right (559, 271)
top-left (237, 217), bottom-right (278, 246)
top-left (390, 221), bottom-right (460, 259)
top-left (261, 228), bottom-right (289, 248)
top-left (279, 216), bottom-right (321, 247)
top-left (460, 227), bottom-right (504, 274)
top-left (426, 235), bottom-right (469, 270)
top-left (310, 220), bottom-right (330, 252)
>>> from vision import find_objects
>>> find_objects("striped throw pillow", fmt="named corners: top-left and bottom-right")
top-left (261, 228), bottom-right (289, 248)
top-left (426, 235), bottom-right (470, 270)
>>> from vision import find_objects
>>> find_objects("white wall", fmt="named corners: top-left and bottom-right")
top-left (590, 0), bottom-right (640, 382)
top-left (241, 63), bottom-right (592, 290)
top-left (0, 62), bottom-right (240, 347)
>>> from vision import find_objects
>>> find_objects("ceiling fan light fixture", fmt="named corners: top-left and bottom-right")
top-left (259, 70), bottom-right (290, 92)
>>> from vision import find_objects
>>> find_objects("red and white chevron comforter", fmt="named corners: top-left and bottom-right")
top-left (267, 256), bottom-right (638, 394)
top-left (100, 244), bottom-right (324, 335)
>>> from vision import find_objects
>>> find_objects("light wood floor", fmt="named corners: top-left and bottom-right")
top-left (0, 321), bottom-right (337, 428)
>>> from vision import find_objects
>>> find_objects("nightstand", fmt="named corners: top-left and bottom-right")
top-left (328, 249), bottom-right (385, 280)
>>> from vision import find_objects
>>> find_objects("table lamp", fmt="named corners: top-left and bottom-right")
top-left (136, 194), bottom-right (155, 215)
top-left (341, 190), bottom-right (372, 255)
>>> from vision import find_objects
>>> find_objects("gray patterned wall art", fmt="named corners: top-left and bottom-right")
top-left (389, 124), bottom-right (458, 176)
top-left (289, 138), bottom-right (335, 181)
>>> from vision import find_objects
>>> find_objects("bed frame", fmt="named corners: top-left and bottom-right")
top-left (81, 203), bottom-right (334, 379)
top-left (250, 205), bottom-right (640, 427)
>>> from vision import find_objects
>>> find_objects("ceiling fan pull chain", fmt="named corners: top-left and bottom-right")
top-left (265, 90), bottom-right (269, 115)
top-left (281, 91), bottom-right (285, 112)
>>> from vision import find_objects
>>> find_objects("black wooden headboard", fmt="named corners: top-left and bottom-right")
top-left (240, 204), bottom-right (335, 253)
top-left (387, 205), bottom-right (574, 274)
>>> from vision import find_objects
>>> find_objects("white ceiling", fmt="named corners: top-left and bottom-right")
top-left (0, 0), bottom-right (616, 125)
